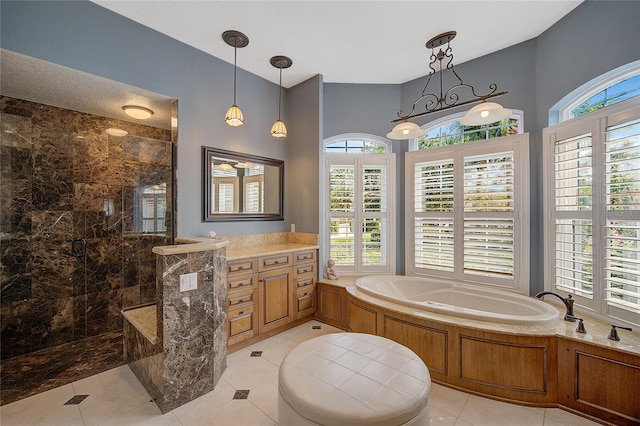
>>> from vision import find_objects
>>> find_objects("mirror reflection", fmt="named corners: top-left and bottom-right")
top-left (203, 147), bottom-right (284, 221)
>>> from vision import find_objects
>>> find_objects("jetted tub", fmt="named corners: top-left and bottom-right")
top-left (355, 275), bottom-right (560, 325)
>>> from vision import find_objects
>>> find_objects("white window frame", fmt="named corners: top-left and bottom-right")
top-left (322, 134), bottom-right (395, 275)
top-left (406, 133), bottom-right (530, 293)
top-left (550, 60), bottom-right (640, 125)
top-left (544, 97), bottom-right (640, 327)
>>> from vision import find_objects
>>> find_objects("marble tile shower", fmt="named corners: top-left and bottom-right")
top-left (0, 96), bottom-right (174, 405)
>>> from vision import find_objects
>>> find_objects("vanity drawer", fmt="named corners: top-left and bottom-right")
top-left (294, 250), bottom-right (317, 265)
top-left (228, 305), bottom-right (257, 345)
top-left (227, 288), bottom-right (256, 309)
top-left (296, 285), bottom-right (316, 317)
top-left (259, 253), bottom-right (292, 271)
top-left (227, 273), bottom-right (257, 292)
top-left (295, 262), bottom-right (316, 276)
top-left (227, 258), bottom-right (257, 277)
top-left (295, 274), bottom-right (316, 290)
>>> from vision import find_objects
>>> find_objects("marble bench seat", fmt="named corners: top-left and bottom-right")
top-left (122, 305), bottom-right (157, 345)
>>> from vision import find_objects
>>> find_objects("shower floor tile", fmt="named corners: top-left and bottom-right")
top-left (0, 331), bottom-right (124, 405)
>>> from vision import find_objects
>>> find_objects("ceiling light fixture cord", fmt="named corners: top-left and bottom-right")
top-left (233, 38), bottom-right (238, 105)
top-left (277, 66), bottom-right (282, 120)
top-left (392, 31), bottom-right (507, 123)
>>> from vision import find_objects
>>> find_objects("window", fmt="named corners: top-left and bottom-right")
top-left (544, 97), bottom-right (640, 326)
top-left (553, 61), bottom-right (640, 124)
top-left (411, 110), bottom-right (523, 150)
top-left (406, 133), bottom-right (530, 292)
top-left (136, 184), bottom-right (167, 234)
top-left (323, 134), bottom-right (394, 274)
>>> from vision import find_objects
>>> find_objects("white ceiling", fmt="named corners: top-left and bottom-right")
top-left (1, 49), bottom-right (174, 129)
top-left (92, 0), bottom-right (583, 88)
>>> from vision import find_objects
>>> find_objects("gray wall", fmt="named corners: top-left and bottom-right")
top-left (1, 0), bottom-right (289, 238)
top-left (2, 0), bottom-right (639, 289)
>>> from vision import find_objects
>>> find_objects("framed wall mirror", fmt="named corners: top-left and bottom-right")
top-left (203, 146), bottom-right (284, 221)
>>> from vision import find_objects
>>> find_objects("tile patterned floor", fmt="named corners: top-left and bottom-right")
top-left (0, 320), bottom-right (602, 426)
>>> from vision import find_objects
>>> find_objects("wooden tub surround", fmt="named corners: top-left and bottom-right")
top-left (313, 277), bottom-right (640, 426)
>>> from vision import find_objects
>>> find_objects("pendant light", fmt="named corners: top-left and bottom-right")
top-left (270, 55), bottom-right (292, 138)
top-left (388, 31), bottom-right (510, 139)
top-left (223, 30), bottom-right (249, 127)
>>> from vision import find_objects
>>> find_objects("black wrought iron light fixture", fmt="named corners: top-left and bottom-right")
top-left (387, 31), bottom-right (511, 140)
top-left (270, 55), bottom-right (292, 138)
top-left (223, 30), bottom-right (249, 127)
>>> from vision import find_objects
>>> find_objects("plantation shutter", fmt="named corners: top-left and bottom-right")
top-left (605, 118), bottom-right (640, 313)
top-left (329, 165), bottom-right (356, 266)
top-left (413, 159), bottom-right (455, 272)
top-left (407, 133), bottom-right (529, 291)
top-left (552, 133), bottom-right (594, 298)
top-left (463, 152), bottom-right (515, 278)
top-left (326, 152), bottom-right (395, 273)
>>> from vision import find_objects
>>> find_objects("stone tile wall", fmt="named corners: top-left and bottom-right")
top-left (0, 96), bottom-right (173, 363)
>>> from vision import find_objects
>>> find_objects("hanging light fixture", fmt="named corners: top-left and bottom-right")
top-left (217, 162), bottom-right (234, 172)
top-left (270, 55), bottom-right (292, 138)
top-left (388, 31), bottom-right (510, 140)
top-left (223, 30), bottom-right (249, 127)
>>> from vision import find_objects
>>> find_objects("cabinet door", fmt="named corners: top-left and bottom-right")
top-left (228, 305), bottom-right (257, 346)
top-left (315, 283), bottom-right (347, 329)
top-left (295, 286), bottom-right (316, 319)
top-left (258, 268), bottom-right (293, 333)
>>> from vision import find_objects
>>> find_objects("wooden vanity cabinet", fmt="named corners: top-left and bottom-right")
top-left (227, 248), bottom-right (318, 346)
top-left (226, 258), bottom-right (259, 346)
top-left (258, 266), bottom-right (294, 333)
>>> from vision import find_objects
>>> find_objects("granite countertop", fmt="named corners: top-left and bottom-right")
top-left (226, 242), bottom-right (320, 261)
top-left (319, 277), bottom-right (640, 357)
top-left (152, 237), bottom-right (229, 255)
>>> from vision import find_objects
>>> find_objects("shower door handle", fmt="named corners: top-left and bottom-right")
top-left (71, 238), bottom-right (86, 258)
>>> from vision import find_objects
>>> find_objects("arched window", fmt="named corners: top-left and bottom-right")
top-left (551, 60), bottom-right (640, 124)
top-left (410, 110), bottom-right (524, 151)
top-left (322, 134), bottom-right (395, 274)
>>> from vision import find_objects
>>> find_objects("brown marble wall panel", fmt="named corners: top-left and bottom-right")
top-left (1, 94), bottom-right (174, 401)
top-left (139, 247), bottom-right (226, 413)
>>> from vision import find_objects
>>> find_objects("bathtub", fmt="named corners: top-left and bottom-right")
top-left (355, 275), bottom-right (560, 325)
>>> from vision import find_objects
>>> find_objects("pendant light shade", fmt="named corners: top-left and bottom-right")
top-left (386, 121), bottom-right (424, 140)
top-left (270, 55), bottom-right (292, 139)
top-left (222, 30), bottom-right (249, 127)
top-left (271, 120), bottom-right (288, 138)
top-left (459, 102), bottom-right (512, 126)
top-left (225, 104), bottom-right (244, 127)
top-left (217, 162), bottom-right (234, 172)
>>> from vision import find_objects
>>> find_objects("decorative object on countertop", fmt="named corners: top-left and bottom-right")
top-left (607, 324), bottom-right (633, 341)
top-left (387, 30), bottom-right (510, 140)
top-left (326, 258), bottom-right (338, 280)
top-left (209, 230), bottom-right (217, 238)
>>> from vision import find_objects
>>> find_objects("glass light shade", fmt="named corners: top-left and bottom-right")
top-left (234, 162), bottom-right (250, 168)
top-left (217, 162), bottom-right (234, 172)
top-left (459, 102), bottom-right (512, 126)
top-left (122, 105), bottom-right (154, 120)
top-left (271, 119), bottom-right (287, 138)
top-left (386, 121), bottom-right (424, 140)
top-left (225, 104), bottom-right (244, 127)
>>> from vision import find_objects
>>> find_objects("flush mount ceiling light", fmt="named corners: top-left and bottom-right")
top-left (223, 30), bottom-right (249, 127)
top-left (234, 162), bottom-right (251, 169)
top-left (387, 31), bottom-right (509, 140)
top-left (122, 105), bottom-right (154, 120)
top-left (270, 55), bottom-right (292, 138)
